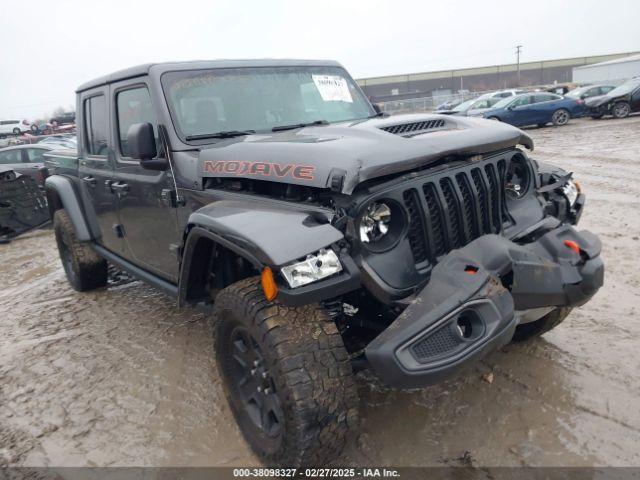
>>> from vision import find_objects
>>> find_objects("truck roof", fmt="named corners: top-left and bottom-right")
top-left (76, 59), bottom-right (343, 93)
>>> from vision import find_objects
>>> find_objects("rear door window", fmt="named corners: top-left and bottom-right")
top-left (84, 95), bottom-right (108, 156)
top-left (25, 148), bottom-right (47, 163)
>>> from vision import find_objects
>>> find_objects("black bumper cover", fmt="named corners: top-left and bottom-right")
top-left (365, 224), bottom-right (604, 389)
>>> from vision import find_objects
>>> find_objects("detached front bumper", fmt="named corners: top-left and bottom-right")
top-left (365, 225), bottom-right (604, 389)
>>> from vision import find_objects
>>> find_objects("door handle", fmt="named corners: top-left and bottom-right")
top-left (82, 176), bottom-right (96, 187)
top-left (110, 182), bottom-right (130, 194)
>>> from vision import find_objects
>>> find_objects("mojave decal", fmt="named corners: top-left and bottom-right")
top-left (203, 160), bottom-right (316, 181)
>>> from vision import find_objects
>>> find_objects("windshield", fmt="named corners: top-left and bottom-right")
top-left (606, 80), bottom-right (640, 97)
top-left (162, 66), bottom-right (375, 140)
top-left (452, 99), bottom-right (475, 112)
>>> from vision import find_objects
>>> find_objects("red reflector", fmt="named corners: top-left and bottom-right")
top-left (564, 240), bottom-right (581, 254)
top-left (464, 265), bottom-right (479, 275)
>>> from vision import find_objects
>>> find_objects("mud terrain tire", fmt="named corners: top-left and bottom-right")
top-left (53, 209), bottom-right (108, 291)
top-left (511, 307), bottom-right (572, 342)
top-left (213, 278), bottom-right (358, 467)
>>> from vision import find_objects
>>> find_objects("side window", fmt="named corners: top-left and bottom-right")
top-left (116, 86), bottom-right (159, 158)
top-left (600, 86), bottom-right (614, 95)
top-left (533, 94), bottom-right (555, 103)
top-left (0, 150), bottom-right (22, 164)
top-left (25, 148), bottom-right (46, 163)
top-left (84, 95), bottom-right (108, 156)
top-left (512, 96), bottom-right (531, 107)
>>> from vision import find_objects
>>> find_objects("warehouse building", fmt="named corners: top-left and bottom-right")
top-left (573, 54), bottom-right (640, 83)
top-left (357, 51), bottom-right (640, 102)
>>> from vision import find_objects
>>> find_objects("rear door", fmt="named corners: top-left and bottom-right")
top-left (110, 80), bottom-right (182, 282)
top-left (531, 94), bottom-right (559, 123)
top-left (77, 88), bottom-right (123, 254)
top-left (505, 95), bottom-right (534, 125)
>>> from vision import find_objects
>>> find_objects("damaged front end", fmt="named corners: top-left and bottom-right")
top-left (0, 168), bottom-right (50, 243)
top-left (365, 225), bottom-right (603, 388)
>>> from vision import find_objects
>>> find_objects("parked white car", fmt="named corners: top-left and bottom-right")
top-left (0, 119), bottom-right (31, 136)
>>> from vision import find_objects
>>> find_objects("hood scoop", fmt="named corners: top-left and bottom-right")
top-left (380, 118), bottom-right (449, 137)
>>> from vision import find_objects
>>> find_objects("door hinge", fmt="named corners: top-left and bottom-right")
top-left (169, 243), bottom-right (182, 259)
top-left (161, 189), bottom-right (185, 208)
top-left (112, 224), bottom-right (125, 238)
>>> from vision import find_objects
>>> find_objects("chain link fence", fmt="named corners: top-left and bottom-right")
top-left (377, 91), bottom-right (487, 115)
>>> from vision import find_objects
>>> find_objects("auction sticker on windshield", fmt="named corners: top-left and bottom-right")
top-left (312, 75), bottom-right (353, 103)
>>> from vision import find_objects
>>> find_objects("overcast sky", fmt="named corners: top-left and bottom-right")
top-left (1, 0), bottom-right (638, 119)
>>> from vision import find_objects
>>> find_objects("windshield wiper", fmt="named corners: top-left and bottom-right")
top-left (185, 130), bottom-right (255, 140)
top-left (271, 120), bottom-right (329, 132)
top-left (349, 111), bottom-right (389, 126)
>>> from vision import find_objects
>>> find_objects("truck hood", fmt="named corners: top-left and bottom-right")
top-left (198, 113), bottom-right (533, 194)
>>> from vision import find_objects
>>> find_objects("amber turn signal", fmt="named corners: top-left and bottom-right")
top-left (261, 267), bottom-right (278, 301)
top-left (563, 240), bottom-right (581, 255)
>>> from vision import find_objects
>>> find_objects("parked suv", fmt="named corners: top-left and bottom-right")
top-left (45, 60), bottom-right (604, 467)
top-left (0, 119), bottom-right (30, 136)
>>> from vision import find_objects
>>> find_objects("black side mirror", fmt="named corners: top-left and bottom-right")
top-left (127, 123), bottom-right (156, 160)
top-left (372, 103), bottom-right (382, 114)
top-left (127, 123), bottom-right (167, 171)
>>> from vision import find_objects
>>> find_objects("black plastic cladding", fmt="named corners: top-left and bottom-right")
top-left (357, 151), bottom-right (517, 293)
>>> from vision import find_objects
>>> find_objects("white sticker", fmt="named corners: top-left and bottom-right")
top-left (312, 75), bottom-right (353, 103)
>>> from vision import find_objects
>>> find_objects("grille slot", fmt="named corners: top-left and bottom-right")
top-left (401, 157), bottom-right (507, 267)
top-left (422, 183), bottom-right (446, 258)
top-left (380, 119), bottom-right (447, 136)
top-left (402, 190), bottom-right (428, 264)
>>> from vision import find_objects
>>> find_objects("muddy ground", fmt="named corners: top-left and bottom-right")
top-left (1, 116), bottom-right (639, 467)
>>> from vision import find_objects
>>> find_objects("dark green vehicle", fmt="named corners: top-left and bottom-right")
top-left (45, 60), bottom-right (604, 466)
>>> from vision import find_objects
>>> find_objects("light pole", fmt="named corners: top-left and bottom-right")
top-left (516, 45), bottom-right (522, 87)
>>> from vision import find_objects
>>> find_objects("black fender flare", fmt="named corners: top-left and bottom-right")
top-left (177, 200), bottom-right (345, 307)
top-left (44, 175), bottom-right (93, 242)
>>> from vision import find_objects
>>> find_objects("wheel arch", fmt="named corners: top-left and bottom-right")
top-left (178, 226), bottom-right (263, 307)
top-left (44, 175), bottom-right (93, 242)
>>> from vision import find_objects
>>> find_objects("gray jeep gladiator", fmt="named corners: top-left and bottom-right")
top-left (45, 60), bottom-right (604, 466)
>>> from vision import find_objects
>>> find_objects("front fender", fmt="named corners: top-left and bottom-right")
top-left (186, 200), bottom-right (344, 267)
top-left (44, 175), bottom-right (93, 242)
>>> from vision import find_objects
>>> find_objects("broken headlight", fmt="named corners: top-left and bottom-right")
top-left (358, 200), bottom-right (405, 251)
top-left (562, 180), bottom-right (579, 206)
top-left (280, 249), bottom-right (343, 288)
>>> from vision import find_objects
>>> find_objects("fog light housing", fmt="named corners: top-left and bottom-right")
top-left (563, 180), bottom-right (578, 206)
top-left (280, 249), bottom-right (343, 288)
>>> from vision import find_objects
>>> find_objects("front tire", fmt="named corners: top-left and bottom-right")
top-left (612, 101), bottom-right (630, 119)
top-left (512, 307), bottom-right (572, 342)
top-left (53, 209), bottom-right (108, 291)
top-left (552, 108), bottom-right (570, 126)
top-left (213, 278), bottom-right (359, 467)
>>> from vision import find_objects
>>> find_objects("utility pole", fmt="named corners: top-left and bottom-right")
top-left (516, 45), bottom-right (522, 87)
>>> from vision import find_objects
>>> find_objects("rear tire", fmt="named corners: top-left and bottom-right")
top-left (511, 307), bottom-right (572, 342)
top-left (551, 108), bottom-right (570, 126)
top-left (612, 101), bottom-right (630, 119)
top-left (213, 278), bottom-right (359, 467)
top-left (12, 127), bottom-right (20, 135)
top-left (53, 209), bottom-right (108, 291)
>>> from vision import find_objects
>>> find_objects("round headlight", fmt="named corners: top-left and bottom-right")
top-left (505, 155), bottom-right (531, 199)
top-left (359, 202), bottom-right (392, 243)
